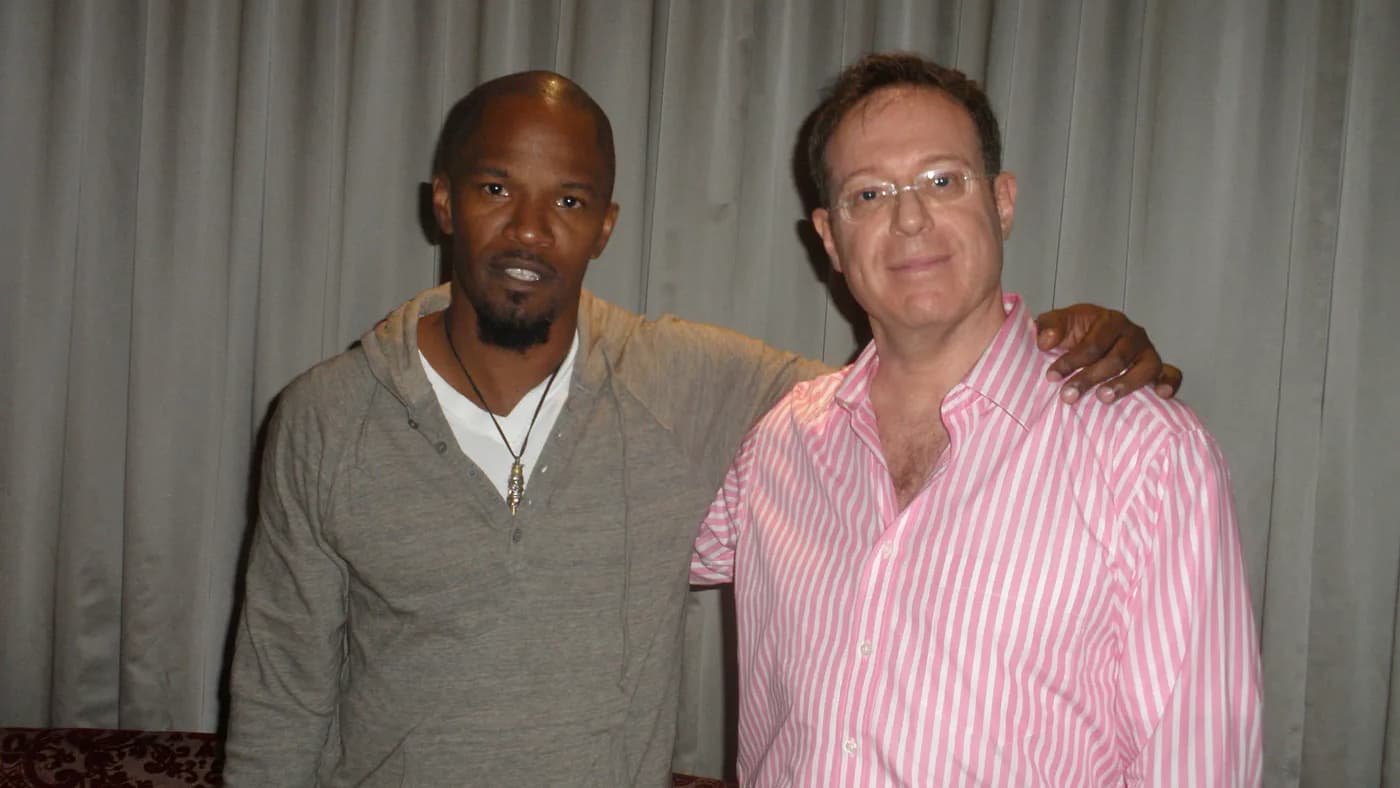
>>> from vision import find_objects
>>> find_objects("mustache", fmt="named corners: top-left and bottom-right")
top-left (488, 249), bottom-right (553, 273)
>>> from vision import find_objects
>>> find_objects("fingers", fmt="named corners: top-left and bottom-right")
top-left (1034, 313), bottom-right (1069, 351)
top-left (1034, 304), bottom-right (1093, 351)
top-left (1038, 304), bottom-right (1180, 404)
top-left (1054, 345), bottom-right (1182, 404)
top-left (1091, 345), bottom-right (1164, 402)
top-left (1045, 310), bottom-right (1144, 382)
top-left (1053, 333), bottom-right (1146, 403)
top-left (1155, 364), bottom-right (1183, 399)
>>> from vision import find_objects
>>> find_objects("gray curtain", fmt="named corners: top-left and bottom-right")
top-left (2, 1), bottom-right (1396, 785)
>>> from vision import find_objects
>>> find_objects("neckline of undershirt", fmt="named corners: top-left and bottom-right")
top-left (419, 330), bottom-right (579, 500)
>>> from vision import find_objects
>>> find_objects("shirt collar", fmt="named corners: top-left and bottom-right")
top-left (833, 337), bottom-right (880, 415)
top-left (960, 294), bottom-right (1055, 431)
top-left (833, 293), bottom-right (1053, 432)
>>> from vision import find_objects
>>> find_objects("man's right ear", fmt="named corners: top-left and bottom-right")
top-left (811, 207), bottom-right (842, 274)
top-left (430, 174), bottom-right (454, 237)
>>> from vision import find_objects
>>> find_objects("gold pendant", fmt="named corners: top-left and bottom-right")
top-left (507, 459), bottom-right (525, 515)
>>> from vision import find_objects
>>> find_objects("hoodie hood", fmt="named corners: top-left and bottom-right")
top-left (359, 283), bottom-right (450, 414)
top-left (359, 283), bottom-right (613, 417)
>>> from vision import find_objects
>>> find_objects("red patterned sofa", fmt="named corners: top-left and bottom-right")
top-left (0, 729), bottom-right (220, 787)
top-left (0, 728), bottom-right (733, 787)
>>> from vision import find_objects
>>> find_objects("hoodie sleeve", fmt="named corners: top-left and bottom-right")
top-left (223, 378), bottom-right (349, 786)
top-left (643, 315), bottom-right (831, 491)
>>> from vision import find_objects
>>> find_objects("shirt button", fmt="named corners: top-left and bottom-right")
top-left (843, 737), bottom-right (858, 755)
top-left (511, 528), bottom-right (523, 543)
top-left (435, 441), bottom-right (447, 453)
top-left (879, 544), bottom-right (893, 559)
top-left (858, 641), bottom-right (873, 657)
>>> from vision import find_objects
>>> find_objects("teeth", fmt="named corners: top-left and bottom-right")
top-left (504, 267), bottom-right (541, 282)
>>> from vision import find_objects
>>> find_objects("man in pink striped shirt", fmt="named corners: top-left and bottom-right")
top-left (691, 53), bottom-right (1262, 786)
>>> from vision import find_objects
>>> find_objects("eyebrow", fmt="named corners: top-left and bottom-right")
top-left (464, 165), bottom-right (510, 179)
top-left (837, 155), bottom-right (974, 187)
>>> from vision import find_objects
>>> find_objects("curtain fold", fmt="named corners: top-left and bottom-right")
top-left (1298, 2), bottom-right (1400, 783)
top-left (2, 1), bottom-right (1396, 784)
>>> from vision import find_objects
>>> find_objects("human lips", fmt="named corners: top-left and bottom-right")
top-left (489, 251), bottom-right (554, 284)
top-left (889, 253), bottom-right (952, 273)
top-left (504, 267), bottom-right (541, 282)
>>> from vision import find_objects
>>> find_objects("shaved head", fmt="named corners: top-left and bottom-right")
top-left (431, 70), bottom-right (616, 200)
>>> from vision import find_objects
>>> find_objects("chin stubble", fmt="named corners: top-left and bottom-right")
top-left (472, 297), bottom-right (554, 352)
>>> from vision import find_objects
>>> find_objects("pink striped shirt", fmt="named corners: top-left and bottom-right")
top-left (691, 295), bottom-right (1262, 787)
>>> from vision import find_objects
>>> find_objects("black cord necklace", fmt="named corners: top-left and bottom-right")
top-left (442, 308), bottom-right (561, 516)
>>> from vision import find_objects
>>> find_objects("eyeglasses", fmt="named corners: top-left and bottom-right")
top-left (834, 167), bottom-right (989, 222)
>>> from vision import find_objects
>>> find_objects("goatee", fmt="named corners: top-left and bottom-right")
top-left (473, 292), bottom-right (554, 351)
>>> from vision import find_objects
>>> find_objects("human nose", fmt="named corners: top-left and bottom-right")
top-left (504, 195), bottom-right (554, 247)
top-left (890, 183), bottom-right (931, 236)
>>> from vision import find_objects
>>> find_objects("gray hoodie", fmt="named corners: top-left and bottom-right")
top-left (224, 284), bottom-right (828, 787)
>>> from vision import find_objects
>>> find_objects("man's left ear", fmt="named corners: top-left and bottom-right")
top-left (591, 202), bottom-right (621, 258)
top-left (993, 172), bottom-right (1017, 239)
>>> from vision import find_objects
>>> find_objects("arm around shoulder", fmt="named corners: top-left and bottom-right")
top-left (645, 315), bottom-right (830, 480)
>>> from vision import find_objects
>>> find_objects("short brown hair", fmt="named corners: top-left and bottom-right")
top-left (806, 52), bottom-right (1002, 205)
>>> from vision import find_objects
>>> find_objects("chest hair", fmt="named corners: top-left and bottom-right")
top-left (876, 410), bottom-right (949, 511)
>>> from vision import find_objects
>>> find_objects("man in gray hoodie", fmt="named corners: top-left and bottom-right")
top-left (224, 70), bottom-right (1181, 787)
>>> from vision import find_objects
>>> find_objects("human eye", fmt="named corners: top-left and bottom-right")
top-left (479, 182), bottom-right (509, 199)
top-left (919, 168), bottom-right (968, 200)
top-left (839, 181), bottom-right (893, 217)
top-left (854, 184), bottom-right (888, 202)
top-left (556, 194), bottom-right (586, 210)
top-left (925, 169), bottom-right (957, 189)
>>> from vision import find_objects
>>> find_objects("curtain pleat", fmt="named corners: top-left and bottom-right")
top-left (1299, 1), bottom-right (1400, 783)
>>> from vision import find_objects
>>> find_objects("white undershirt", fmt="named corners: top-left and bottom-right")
top-left (419, 332), bottom-right (577, 501)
